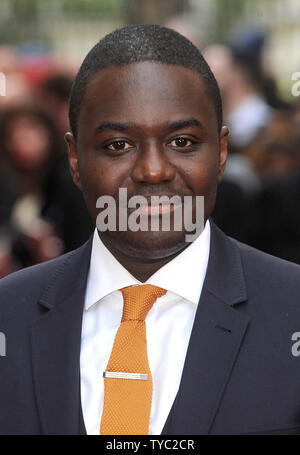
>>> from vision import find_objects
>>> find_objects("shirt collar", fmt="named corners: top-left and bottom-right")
top-left (85, 220), bottom-right (211, 310)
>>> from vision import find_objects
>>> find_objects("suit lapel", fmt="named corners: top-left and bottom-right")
top-left (161, 221), bottom-right (250, 435)
top-left (30, 238), bottom-right (92, 435)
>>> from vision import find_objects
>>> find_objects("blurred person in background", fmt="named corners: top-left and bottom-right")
top-left (0, 61), bottom-right (93, 274)
top-left (246, 112), bottom-right (300, 264)
top-left (38, 74), bottom-right (73, 136)
top-left (203, 43), bottom-right (258, 243)
top-left (213, 29), bottom-right (273, 151)
top-left (204, 29), bottom-right (295, 250)
top-left (246, 112), bottom-right (300, 178)
top-left (203, 31), bottom-right (271, 196)
top-left (37, 74), bottom-right (94, 252)
top-left (0, 104), bottom-right (64, 272)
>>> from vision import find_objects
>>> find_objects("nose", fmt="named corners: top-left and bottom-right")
top-left (131, 142), bottom-right (176, 184)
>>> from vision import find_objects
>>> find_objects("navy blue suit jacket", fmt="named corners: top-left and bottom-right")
top-left (1, 221), bottom-right (300, 435)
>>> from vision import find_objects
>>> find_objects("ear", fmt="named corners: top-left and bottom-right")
top-left (218, 126), bottom-right (229, 183)
top-left (64, 132), bottom-right (83, 191)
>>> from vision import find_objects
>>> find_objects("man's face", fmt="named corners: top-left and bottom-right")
top-left (66, 62), bottom-right (228, 260)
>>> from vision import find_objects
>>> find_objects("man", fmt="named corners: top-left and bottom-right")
top-left (1, 24), bottom-right (300, 435)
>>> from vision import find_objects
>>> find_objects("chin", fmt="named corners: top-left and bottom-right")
top-left (103, 229), bottom-right (189, 261)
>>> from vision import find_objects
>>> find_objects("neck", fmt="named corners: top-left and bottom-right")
top-left (98, 233), bottom-right (189, 282)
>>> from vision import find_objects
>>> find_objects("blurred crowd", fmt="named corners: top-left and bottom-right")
top-left (204, 28), bottom-right (300, 265)
top-left (0, 46), bottom-right (94, 276)
top-left (0, 26), bottom-right (300, 277)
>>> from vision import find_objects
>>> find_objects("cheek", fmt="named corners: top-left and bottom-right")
top-left (77, 160), bottom-right (105, 214)
top-left (180, 153), bottom-right (219, 219)
top-left (181, 154), bottom-right (219, 195)
top-left (81, 166), bottom-right (108, 201)
top-left (78, 156), bottom-right (129, 216)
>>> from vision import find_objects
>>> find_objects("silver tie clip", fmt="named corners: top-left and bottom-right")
top-left (103, 371), bottom-right (148, 380)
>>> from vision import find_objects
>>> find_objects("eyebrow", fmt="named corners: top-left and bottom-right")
top-left (95, 117), bottom-right (203, 133)
top-left (96, 121), bottom-right (134, 132)
top-left (167, 118), bottom-right (203, 130)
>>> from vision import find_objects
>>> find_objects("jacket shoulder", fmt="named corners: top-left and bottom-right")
top-left (0, 248), bottom-right (79, 301)
top-left (230, 236), bottom-right (300, 292)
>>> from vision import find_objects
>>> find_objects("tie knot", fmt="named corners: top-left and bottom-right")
top-left (120, 284), bottom-right (166, 321)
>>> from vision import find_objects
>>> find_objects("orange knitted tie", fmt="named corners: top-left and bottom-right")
top-left (100, 284), bottom-right (166, 435)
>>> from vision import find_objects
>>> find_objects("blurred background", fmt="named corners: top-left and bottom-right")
top-left (1, 0), bottom-right (300, 276)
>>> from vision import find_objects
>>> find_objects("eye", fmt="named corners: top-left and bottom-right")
top-left (106, 140), bottom-right (133, 152)
top-left (168, 137), bottom-right (194, 148)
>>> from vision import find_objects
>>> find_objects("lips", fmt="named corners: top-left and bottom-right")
top-left (119, 194), bottom-right (184, 216)
top-left (137, 202), bottom-right (177, 216)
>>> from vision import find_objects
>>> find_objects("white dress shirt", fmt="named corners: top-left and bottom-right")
top-left (80, 220), bottom-right (211, 435)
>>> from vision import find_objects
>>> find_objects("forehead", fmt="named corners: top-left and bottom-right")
top-left (78, 62), bottom-right (217, 134)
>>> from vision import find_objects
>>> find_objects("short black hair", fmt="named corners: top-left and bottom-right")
top-left (69, 24), bottom-right (223, 138)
